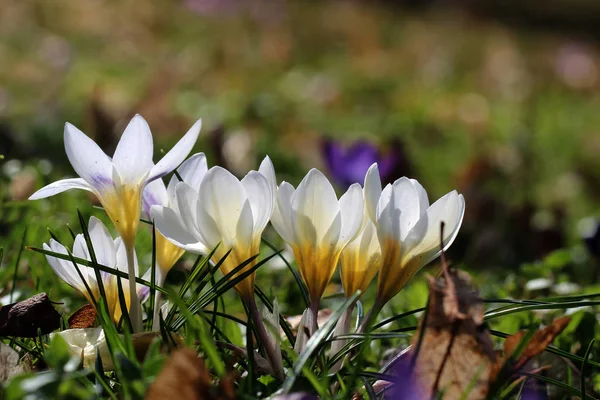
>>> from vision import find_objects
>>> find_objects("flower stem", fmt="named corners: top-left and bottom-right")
top-left (247, 296), bottom-right (284, 381)
top-left (126, 243), bottom-right (142, 332)
top-left (330, 303), bottom-right (355, 372)
top-left (309, 298), bottom-right (320, 335)
top-left (152, 268), bottom-right (164, 332)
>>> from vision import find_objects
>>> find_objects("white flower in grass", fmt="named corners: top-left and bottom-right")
top-left (141, 153), bottom-right (208, 276)
top-left (271, 169), bottom-right (364, 307)
top-left (51, 328), bottom-right (113, 369)
top-left (364, 164), bottom-right (465, 306)
top-left (44, 217), bottom-right (150, 324)
top-left (151, 157), bottom-right (276, 300)
top-left (29, 115), bottom-right (201, 248)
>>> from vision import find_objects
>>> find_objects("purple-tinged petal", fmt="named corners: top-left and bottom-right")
top-left (142, 178), bottom-right (169, 219)
top-left (64, 123), bottom-right (113, 190)
top-left (29, 178), bottom-right (94, 200)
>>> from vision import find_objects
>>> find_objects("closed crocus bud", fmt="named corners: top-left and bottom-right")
top-left (271, 168), bottom-right (364, 334)
top-left (364, 164), bottom-right (465, 310)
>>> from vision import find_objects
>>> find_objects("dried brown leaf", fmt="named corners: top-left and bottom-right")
top-left (503, 316), bottom-right (571, 371)
top-left (410, 269), bottom-right (495, 400)
top-left (145, 348), bottom-right (236, 400)
top-left (0, 293), bottom-right (61, 337)
top-left (68, 304), bottom-right (97, 329)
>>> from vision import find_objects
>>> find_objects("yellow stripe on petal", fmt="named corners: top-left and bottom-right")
top-left (340, 246), bottom-right (380, 298)
top-left (155, 231), bottom-right (185, 274)
top-left (375, 237), bottom-right (404, 305)
top-left (101, 185), bottom-right (143, 248)
top-left (293, 242), bottom-right (342, 304)
top-left (210, 238), bottom-right (261, 301)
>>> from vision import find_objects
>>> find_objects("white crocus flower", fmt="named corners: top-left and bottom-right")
top-left (142, 153), bottom-right (208, 329)
top-left (151, 156), bottom-right (276, 300)
top-left (30, 115), bottom-right (201, 331)
top-left (271, 168), bottom-right (364, 336)
top-left (364, 163), bottom-right (466, 311)
top-left (152, 157), bottom-right (283, 378)
top-left (43, 217), bottom-right (150, 324)
top-left (51, 328), bottom-right (114, 369)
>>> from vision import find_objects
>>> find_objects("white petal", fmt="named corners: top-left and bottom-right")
top-left (151, 205), bottom-right (208, 254)
top-left (44, 241), bottom-right (81, 290)
top-left (292, 169), bottom-right (340, 244)
top-left (64, 123), bottom-right (113, 190)
top-left (197, 166), bottom-right (247, 244)
top-left (29, 178), bottom-right (94, 200)
top-left (338, 183), bottom-right (365, 245)
top-left (270, 182), bottom-right (296, 244)
top-left (87, 217), bottom-right (116, 268)
top-left (112, 115), bottom-right (154, 184)
top-left (363, 163), bottom-right (382, 224)
top-left (167, 153), bottom-right (208, 197)
top-left (72, 234), bottom-right (90, 261)
top-left (142, 178), bottom-right (168, 219)
top-left (175, 182), bottom-right (202, 239)
top-left (147, 119), bottom-right (202, 183)
top-left (236, 200), bottom-right (255, 248)
top-left (403, 191), bottom-right (465, 267)
top-left (258, 156), bottom-right (277, 193)
top-left (376, 184), bottom-right (401, 242)
top-left (410, 179), bottom-right (429, 211)
top-left (241, 171), bottom-right (273, 233)
top-left (359, 219), bottom-right (380, 256)
top-left (389, 177), bottom-right (423, 241)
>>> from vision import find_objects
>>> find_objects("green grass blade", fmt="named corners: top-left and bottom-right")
top-left (581, 339), bottom-right (595, 399)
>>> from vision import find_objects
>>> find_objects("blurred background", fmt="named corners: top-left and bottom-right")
top-left (4, 0), bottom-right (600, 312)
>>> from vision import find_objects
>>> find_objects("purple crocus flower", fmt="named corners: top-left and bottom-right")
top-left (321, 139), bottom-right (410, 189)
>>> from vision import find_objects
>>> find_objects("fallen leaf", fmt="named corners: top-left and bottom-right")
top-left (503, 316), bottom-right (571, 371)
top-left (408, 268), bottom-right (496, 400)
top-left (0, 342), bottom-right (20, 382)
top-left (0, 293), bottom-right (61, 337)
top-left (145, 348), bottom-right (236, 400)
top-left (68, 304), bottom-right (97, 329)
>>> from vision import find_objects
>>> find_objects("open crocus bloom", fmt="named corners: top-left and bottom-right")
top-left (152, 157), bottom-right (276, 300)
top-left (364, 164), bottom-right (465, 306)
top-left (142, 153), bottom-right (209, 276)
top-left (29, 115), bottom-right (201, 248)
top-left (271, 168), bottom-right (364, 307)
top-left (43, 217), bottom-right (150, 323)
top-left (339, 218), bottom-right (381, 298)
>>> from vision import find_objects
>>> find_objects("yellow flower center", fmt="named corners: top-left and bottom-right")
top-left (101, 185), bottom-right (142, 248)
